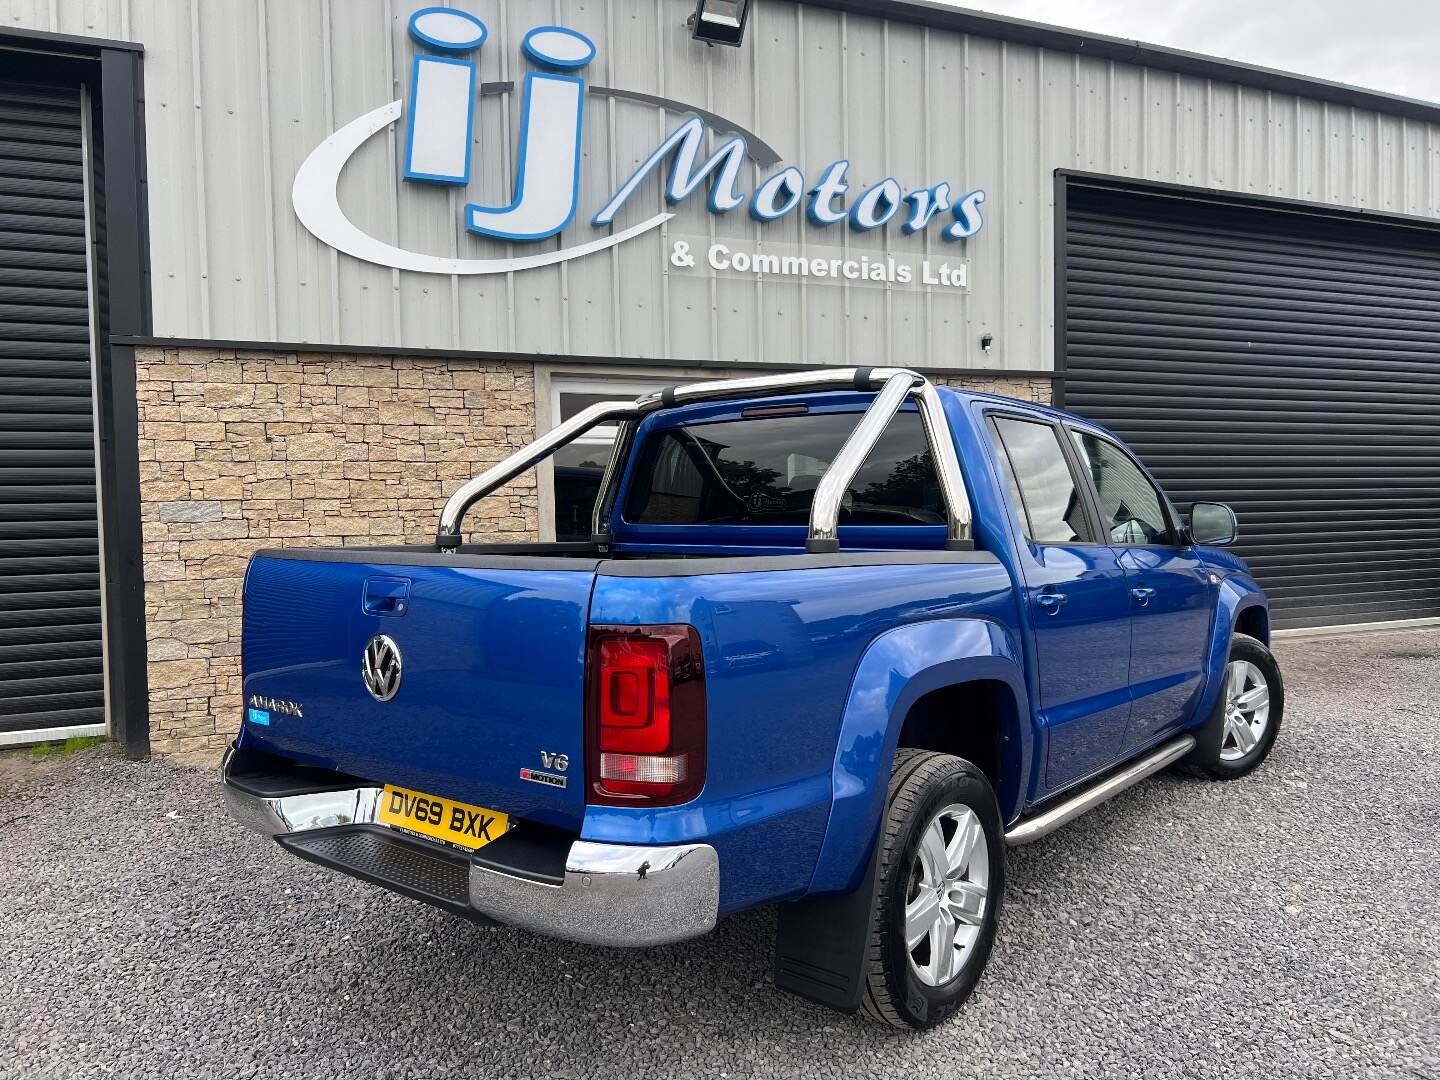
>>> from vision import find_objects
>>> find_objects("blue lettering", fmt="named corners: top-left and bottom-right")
top-left (902, 182), bottom-right (952, 234)
top-left (750, 167), bottom-right (806, 222)
top-left (806, 160), bottom-right (850, 226)
top-left (593, 117), bottom-right (747, 225)
top-left (403, 10), bottom-right (487, 186)
top-left (850, 178), bottom-right (903, 231)
top-left (943, 188), bottom-right (987, 240)
top-left (466, 27), bottom-right (596, 241)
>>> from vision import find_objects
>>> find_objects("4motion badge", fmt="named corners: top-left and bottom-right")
top-left (521, 751), bottom-right (568, 789)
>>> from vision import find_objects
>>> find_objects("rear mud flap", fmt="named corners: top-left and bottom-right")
top-left (772, 834), bottom-right (881, 1012)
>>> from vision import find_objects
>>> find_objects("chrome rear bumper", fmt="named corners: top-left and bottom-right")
top-left (221, 744), bottom-right (719, 947)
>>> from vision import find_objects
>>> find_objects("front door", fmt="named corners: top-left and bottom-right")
top-left (1067, 429), bottom-right (1215, 747)
top-left (987, 415), bottom-right (1133, 792)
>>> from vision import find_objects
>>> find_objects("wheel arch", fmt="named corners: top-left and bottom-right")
top-left (895, 680), bottom-right (1020, 818)
top-left (1234, 602), bottom-right (1270, 646)
top-left (1189, 575), bottom-right (1271, 735)
top-left (804, 617), bottom-right (1031, 896)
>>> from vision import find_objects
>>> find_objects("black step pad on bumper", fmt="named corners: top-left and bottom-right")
top-left (279, 825), bottom-right (492, 923)
top-left (225, 744), bottom-right (369, 799)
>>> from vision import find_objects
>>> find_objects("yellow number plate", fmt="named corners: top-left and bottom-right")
top-left (377, 784), bottom-right (509, 851)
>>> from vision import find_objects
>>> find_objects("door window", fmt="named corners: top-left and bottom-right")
top-left (989, 417), bottom-right (1093, 544)
top-left (1069, 430), bottom-right (1175, 546)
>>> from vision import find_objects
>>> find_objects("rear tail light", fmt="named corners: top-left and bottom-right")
top-left (586, 625), bottom-right (706, 806)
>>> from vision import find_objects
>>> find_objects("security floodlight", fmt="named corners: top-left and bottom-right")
top-left (690, 0), bottom-right (752, 47)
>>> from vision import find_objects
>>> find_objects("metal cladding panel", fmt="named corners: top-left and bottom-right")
top-left (1062, 178), bottom-right (1440, 630)
top-left (4, 0), bottom-right (1440, 370)
top-left (0, 79), bottom-right (106, 733)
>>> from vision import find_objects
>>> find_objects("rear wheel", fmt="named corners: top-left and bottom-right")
top-left (860, 749), bottom-right (1004, 1029)
top-left (1182, 633), bottom-right (1284, 779)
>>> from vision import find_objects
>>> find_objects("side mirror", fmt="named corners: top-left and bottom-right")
top-left (1188, 501), bottom-right (1238, 546)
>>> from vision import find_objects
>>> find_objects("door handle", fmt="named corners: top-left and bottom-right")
top-left (1035, 591), bottom-right (1068, 613)
top-left (363, 577), bottom-right (411, 617)
top-left (1130, 586), bottom-right (1156, 606)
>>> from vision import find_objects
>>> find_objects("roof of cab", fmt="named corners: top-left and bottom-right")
top-left (940, 385), bottom-right (1121, 439)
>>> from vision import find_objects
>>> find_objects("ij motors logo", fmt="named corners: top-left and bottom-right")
top-left (292, 7), bottom-right (987, 276)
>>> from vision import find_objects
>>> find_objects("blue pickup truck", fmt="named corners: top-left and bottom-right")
top-left (223, 367), bottom-right (1282, 1029)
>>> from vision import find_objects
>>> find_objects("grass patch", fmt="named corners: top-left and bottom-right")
top-left (30, 734), bottom-right (106, 759)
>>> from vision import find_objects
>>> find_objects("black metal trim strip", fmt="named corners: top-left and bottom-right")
top-left (1052, 171), bottom-right (1069, 409)
top-left (252, 545), bottom-right (1001, 577)
top-left (253, 545), bottom-right (605, 573)
top-left (597, 550), bottom-right (1002, 577)
top-left (94, 47), bottom-right (150, 759)
top-left (0, 26), bottom-right (142, 56)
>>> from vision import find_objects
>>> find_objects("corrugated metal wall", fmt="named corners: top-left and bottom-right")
top-left (3, 0), bottom-right (1440, 370)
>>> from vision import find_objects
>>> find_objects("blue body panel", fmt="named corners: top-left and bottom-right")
top-left (1189, 565), bottom-right (1270, 729)
top-left (240, 384), bottom-right (1272, 919)
top-left (584, 558), bottom-right (1019, 915)
top-left (806, 617), bottom-right (1029, 895)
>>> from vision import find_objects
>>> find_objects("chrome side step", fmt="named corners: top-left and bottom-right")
top-left (1004, 735), bottom-right (1196, 847)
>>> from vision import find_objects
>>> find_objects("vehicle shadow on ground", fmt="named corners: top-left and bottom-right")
top-left (319, 785), bottom-right (1171, 1073)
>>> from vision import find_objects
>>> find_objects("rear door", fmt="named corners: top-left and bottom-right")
top-left (1067, 428), bottom-right (1215, 748)
top-left (242, 551), bottom-right (598, 831)
top-left (986, 414), bottom-right (1133, 791)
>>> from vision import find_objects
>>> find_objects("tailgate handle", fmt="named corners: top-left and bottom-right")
top-left (363, 577), bottom-right (411, 617)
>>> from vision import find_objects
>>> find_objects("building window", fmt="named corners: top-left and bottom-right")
top-left (549, 376), bottom-right (679, 541)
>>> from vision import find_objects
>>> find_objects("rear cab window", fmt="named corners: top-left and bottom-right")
top-left (619, 407), bottom-right (945, 536)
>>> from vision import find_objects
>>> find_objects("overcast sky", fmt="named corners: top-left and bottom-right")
top-left (949, 1), bottom-right (1440, 104)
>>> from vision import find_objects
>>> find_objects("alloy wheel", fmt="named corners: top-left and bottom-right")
top-left (904, 803), bottom-right (990, 987)
top-left (1220, 658), bottom-right (1271, 762)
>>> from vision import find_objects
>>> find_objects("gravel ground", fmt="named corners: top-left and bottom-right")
top-left (2, 629), bottom-right (1437, 1080)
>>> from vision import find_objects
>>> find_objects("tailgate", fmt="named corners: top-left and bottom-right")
top-left (241, 551), bottom-right (595, 831)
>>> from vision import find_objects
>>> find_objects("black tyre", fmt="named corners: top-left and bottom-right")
top-left (860, 749), bottom-right (1005, 1030)
top-left (1181, 633), bottom-right (1284, 780)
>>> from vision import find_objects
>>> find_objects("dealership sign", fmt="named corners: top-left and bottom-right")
top-left (292, 9), bottom-right (987, 276)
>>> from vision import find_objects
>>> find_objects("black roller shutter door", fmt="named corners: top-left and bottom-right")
top-left (1062, 178), bottom-right (1440, 630)
top-left (0, 79), bottom-right (105, 735)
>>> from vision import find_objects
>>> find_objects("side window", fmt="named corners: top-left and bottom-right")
top-left (989, 417), bottom-right (1093, 544)
top-left (1069, 430), bottom-right (1175, 546)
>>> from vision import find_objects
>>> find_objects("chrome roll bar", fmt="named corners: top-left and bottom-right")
top-left (436, 399), bottom-right (640, 548)
top-left (807, 371), bottom-right (918, 546)
top-left (435, 367), bottom-right (973, 552)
